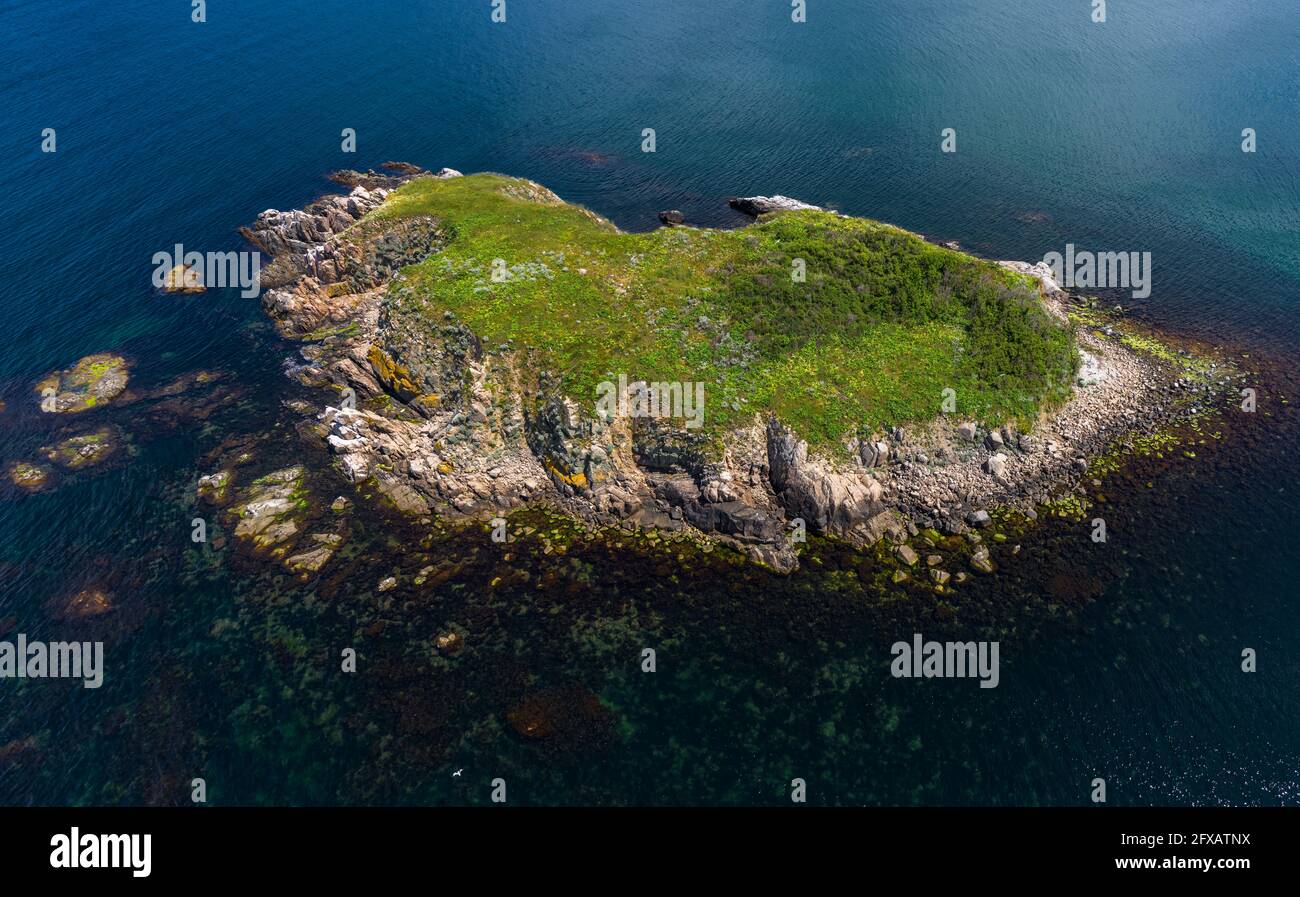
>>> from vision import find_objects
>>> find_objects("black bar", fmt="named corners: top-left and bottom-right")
top-left (0, 806), bottom-right (1284, 882)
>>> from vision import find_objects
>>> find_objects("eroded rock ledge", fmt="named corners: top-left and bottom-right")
top-left (235, 165), bottom-right (1236, 573)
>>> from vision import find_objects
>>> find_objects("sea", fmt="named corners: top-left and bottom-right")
top-left (0, 0), bottom-right (1297, 805)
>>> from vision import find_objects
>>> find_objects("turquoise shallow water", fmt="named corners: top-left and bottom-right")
top-left (0, 0), bottom-right (1297, 805)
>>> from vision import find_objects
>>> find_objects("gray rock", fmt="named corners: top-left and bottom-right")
top-left (684, 501), bottom-right (784, 543)
top-left (728, 195), bottom-right (823, 216)
top-left (984, 452), bottom-right (1008, 480)
top-left (996, 260), bottom-right (1065, 298)
top-left (767, 420), bottom-right (882, 537)
top-left (858, 440), bottom-right (890, 467)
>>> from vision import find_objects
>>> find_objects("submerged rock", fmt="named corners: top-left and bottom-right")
top-left (230, 466), bottom-right (308, 553)
top-left (8, 461), bottom-right (50, 490)
top-left (434, 631), bottom-right (463, 655)
top-left (47, 588), bottom-right (113, 621)
top-left (0, 737), bottom-right (40, 768)
top-left (286, 544), bottom-right (335, 575)
top-left (42, 426), bottom-right (121, 470)
top-left (505, 683), bottom-right (615, 748)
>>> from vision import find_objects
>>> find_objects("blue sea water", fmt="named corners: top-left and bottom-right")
top-left (0, 0), bottom-right (1297, 805)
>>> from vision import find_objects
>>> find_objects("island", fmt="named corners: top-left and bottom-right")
top-left (222, 163), bottom-right (1239, 576)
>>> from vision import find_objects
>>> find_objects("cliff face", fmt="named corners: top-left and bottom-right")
top-left (240, 165), bottom-right (1221, 573)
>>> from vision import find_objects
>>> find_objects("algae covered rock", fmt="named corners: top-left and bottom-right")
top-left (8, 461), bottom-right (51, 490)
top-left (286, 545), bottom-right (334, 574)
top-left (197, 470), bottom-right (233, 504)
top-left (230, 466), bottom-right (308, 553)
top-left (34, 353), bottom-right (129, 413)
top-left (42, 427), bottom-right (121, 470)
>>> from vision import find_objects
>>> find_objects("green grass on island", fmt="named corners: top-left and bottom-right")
top-left (373, 173), bottom-right (1077, 447)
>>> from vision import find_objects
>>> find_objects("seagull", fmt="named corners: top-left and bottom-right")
top-left (452, 768), bottom-right (463, 778)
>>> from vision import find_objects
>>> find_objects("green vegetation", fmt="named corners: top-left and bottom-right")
top-left (375, 174), bottom-right (1076, 445)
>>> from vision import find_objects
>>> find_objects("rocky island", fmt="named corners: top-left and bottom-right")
top-left (226, 164), bottom-right (1239, 574)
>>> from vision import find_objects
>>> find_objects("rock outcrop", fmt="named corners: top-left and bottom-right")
top-left (729, 195), bottom-right (823, 216)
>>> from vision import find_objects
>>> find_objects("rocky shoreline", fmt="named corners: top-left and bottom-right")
top-left (222, 163), bottom-right (1242, 575)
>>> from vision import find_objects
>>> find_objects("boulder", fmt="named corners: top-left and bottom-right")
top-left (163, 263), bottom-right (205, 294)
top-left (1077, 350), bottom-right (1106, 386)
top-left (858, 440), bottom-right (890, 467)
top-left (984, 453), bottom-right (1009, 480)
top-left (728, 195), bottom-right (823, 216)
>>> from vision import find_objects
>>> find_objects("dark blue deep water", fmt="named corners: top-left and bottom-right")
top-left (1, 0), bottom-right (1297, 805)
